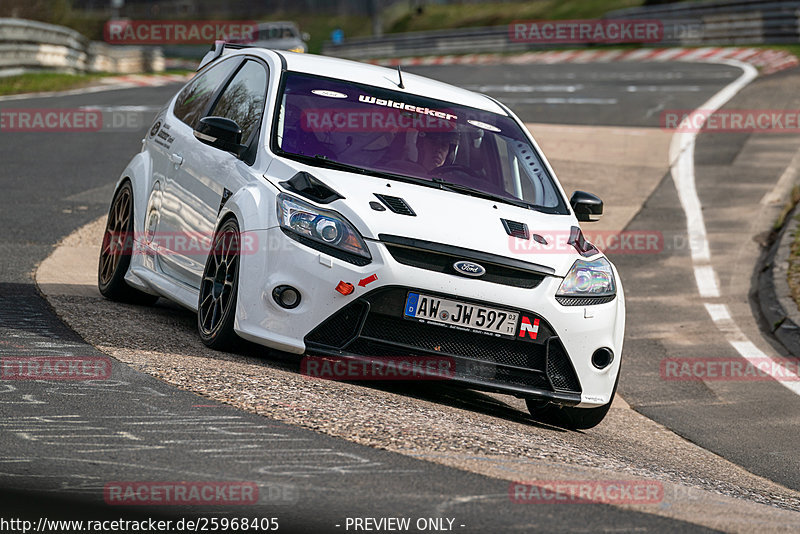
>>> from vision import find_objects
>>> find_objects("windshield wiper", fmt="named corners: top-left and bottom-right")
top-left (311, 154), bottom-right (368, 174)
top-left (430, 177), bottom-right (538, 210)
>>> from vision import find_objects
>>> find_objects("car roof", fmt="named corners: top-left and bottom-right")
top-left (238, 49), bottom-right (507, 116)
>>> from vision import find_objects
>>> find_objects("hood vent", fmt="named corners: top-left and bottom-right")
top-left (280, 172), bottom-right (343, 204)
top-left (501, 219), bottom-right (529, 239)
top-left (374, 194), bottom-right (416, 216)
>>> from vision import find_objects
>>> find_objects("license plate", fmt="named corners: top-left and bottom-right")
top-left (404, 292), bottom-right (519, 337)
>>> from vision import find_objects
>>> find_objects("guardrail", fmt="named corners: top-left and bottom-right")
top-left (606, 0), bottom-right (800, 45)
top-left (322, 0), bottom-right (800, 59)
top-left (0, 18), bottom-right (163, 76)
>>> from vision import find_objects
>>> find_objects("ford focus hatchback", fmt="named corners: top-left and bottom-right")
top-left (99, 42), bottom-right (625, 429)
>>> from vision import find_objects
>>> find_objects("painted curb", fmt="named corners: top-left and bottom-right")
top-left (370, 47), bottom-right (799, 75)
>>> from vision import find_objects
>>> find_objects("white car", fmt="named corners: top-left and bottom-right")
top-left (98, 42), bottom-right (625, 429)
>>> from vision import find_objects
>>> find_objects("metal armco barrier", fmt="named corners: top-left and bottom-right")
top-left (0, 18), bottom-right (163, 76)
top-left (322, 0), bottom-right (800, 59)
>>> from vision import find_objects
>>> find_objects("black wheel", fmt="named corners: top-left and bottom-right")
top-left (527, 371), bottom-right (620, 430)
top-left (197, 218), bottom-right (241, 350)
top-left (98, 181), bottom-right (159, 305)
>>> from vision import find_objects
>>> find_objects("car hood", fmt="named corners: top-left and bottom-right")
top-left (265, 159), bottom-right (585, 277)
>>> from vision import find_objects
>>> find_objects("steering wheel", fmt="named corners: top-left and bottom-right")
top-left (430, 164), bottom-right (484, 180)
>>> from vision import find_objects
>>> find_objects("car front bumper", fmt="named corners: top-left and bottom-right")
top-left (234, 227), bottom-right (625, 408)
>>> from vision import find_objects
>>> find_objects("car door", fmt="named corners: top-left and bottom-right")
top-left (159, 57), bottom-right (270, 288)
top-left (154, 56), bottom-right (242, 285)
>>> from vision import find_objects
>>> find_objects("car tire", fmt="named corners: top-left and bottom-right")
top-left (197, 217), bottom-right (241, 350)
top-left (527, 370), bottom-right (619, 430)
top-left (98, 180), bottom-right (159, 305)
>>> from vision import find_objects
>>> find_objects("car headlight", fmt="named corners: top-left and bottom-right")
top-left (277, 193), bottom-right (370, 260)
top-left (557, 257), bottom-right (616, 297)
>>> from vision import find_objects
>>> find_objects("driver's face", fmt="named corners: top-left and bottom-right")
top-left (422, 136), bottom-right (451, 169)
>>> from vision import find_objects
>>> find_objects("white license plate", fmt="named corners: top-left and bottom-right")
top-left (403, 292), bottom-right (519, 337)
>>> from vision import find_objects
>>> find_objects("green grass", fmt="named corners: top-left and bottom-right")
top-left (257, 0), bottom-right (646, 54)
top-left (787, 213), bottom-right (800, 311)
top-left (0, 72), bottom-right (107, 96)
top-left (779, 186), bottom-right (800, 311)
top-left (383, 0), bottom-right (647, 34)
top-left (774, 185), bottom-right (800, 232)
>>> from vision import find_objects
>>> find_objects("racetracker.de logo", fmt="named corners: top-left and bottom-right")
top-left (509, 480), bottom-right (663, 504)
top-left (301, 356), bottom-right (456, 381)
top-left (509, 230), bottom-right (663, 255)
top-left (104, 481), bottom-right (258, 505)
top-left (104, 20), bottom-right (258, 45)
top-left (661, 109), bottom-right (800, 133)
top-left (2, 356), bottom-right (111, 380)
top-left (661, 357), bottom-right (800, 381)
top-left (0, 109), bottom-right (102, 132)
top-left (301, 108), bottom-right (456, 133)
top-left (102, 231), bottom-right (259, 257)
top-left (509, 19), bottom-right (663, 44)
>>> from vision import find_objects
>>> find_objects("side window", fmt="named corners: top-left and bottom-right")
top-left (208, 60), bottom-right (268, 145)
top-left (173, 59), bottom-right (239, 129)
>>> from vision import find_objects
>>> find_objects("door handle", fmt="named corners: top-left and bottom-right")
top-left (169, 153), bottom-right (184, 166)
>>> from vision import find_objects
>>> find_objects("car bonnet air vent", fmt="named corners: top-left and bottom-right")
top-left (280, 172), bottom-right (344, 204)
top-left (501, 219), bottom-right (529, 239)
top-left (374, 194), bottom-right (416, 216)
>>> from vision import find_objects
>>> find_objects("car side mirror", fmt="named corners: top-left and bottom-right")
top-left (302, 32), bottom-right (310, 41)
top-left (570, 191), bottom-right (603, 222)
top-left (194, 116), bottom-right (246, 157)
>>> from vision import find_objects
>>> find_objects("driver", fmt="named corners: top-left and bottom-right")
top-left (416, 130), bottom-right (459, 172)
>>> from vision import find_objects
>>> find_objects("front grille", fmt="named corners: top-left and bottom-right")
top-left (304, 286), bottom-right (581, 395)
top-left (384, 244), bottom-right (545, 289)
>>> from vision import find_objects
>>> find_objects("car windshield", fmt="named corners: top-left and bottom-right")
top-left (274, 72), bottom-right (568, 213)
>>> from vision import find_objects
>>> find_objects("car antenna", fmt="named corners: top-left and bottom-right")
top-left (396, 65), bottom-right (405, 89)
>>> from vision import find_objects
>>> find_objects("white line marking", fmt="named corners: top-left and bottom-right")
top-left (729, 341), bottom-right (800, 396)
top-left (704, 303), bottom-right (731, 322)
top-left (501, 97), bottom-right (618, 105)
top-left (465, 84), bottom-right (584, 93)
top-left (672, 59), bottom-right (800, 395)
top-left (694, 265), bottom-right (720, 298)
top-left (625, 85), bottom-right (701, 92)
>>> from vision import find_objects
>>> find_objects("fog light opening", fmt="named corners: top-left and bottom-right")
top-left (591, 348), bottom-right (613, 370)
top-left (272, 285), bottom-right (301, 309)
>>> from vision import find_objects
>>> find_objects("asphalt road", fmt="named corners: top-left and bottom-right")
top-left (409, 61), bottom-right (800, 492)
top-left (1, 58), bottom-right (796, 531)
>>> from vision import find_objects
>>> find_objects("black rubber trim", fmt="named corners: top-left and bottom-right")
top-left (378, 234), bottom-right (556, 276)
top-left (273, 50), bottom-right (288, 71)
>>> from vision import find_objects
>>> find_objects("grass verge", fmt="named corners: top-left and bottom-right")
top-left (781, 186), bottom-right (800, 310)
top-left (0, 72), bottom-right (106, 97)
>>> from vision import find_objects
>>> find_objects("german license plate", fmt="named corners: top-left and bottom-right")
top-left (403, 292), bottom-right (519, 337)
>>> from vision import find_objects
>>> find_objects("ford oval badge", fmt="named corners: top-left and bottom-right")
top-left (453, 261), bottom-right (486, 277)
